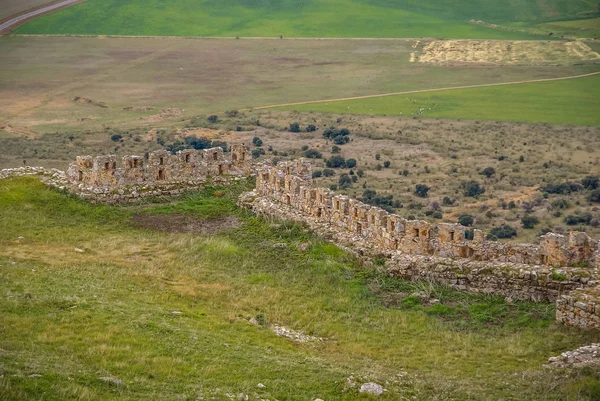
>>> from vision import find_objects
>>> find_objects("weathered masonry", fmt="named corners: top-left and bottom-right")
top-left (239, 159), bottom-right (600, 329)
top-left (64, 145), bottom-right (251, 202)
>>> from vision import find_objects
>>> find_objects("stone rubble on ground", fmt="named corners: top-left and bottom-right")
top-left (547, 343), bottom-right (600, 368)
top-left (359, 382), bottom-right (384, 395)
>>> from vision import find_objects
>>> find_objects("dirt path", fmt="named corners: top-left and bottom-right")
top-left (0, 0), bottom-right (85, 34)
top-left (240, 70), bottom-right (600, 111)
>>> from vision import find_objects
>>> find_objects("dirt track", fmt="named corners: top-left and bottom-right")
top-left (0, 0), bottom-right (84, 34)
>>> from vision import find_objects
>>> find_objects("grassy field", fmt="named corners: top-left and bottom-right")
top-left (0, 0), bottom-right (54, 21)
top-left (1, 36), bottom-right (598, 136)
top-left (1, 177), bottom-right (599, 400)
top-left (275, 73), bottom-right (600, 126)
top-left (528, 18), bottom-right (600, 39)
top-left (14, 0), bottom-right (598, 38)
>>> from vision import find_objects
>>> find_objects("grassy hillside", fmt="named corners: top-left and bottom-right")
top-left (1, 177), bottom-right (599, 400)
top-left (276, 73), bottom-right (600, 125)
top-left (15, 0), bottom-right (597, 38)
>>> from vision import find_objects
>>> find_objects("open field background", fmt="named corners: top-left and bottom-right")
top-left (0, 0), bottom-right (54, 21)
top-left (1, 36), bottom-right (599, 136)
top-left (1, 178), bottom-right (600, 400)
top-left (275, 73), bottom-right (600, 125)
top-left (13, 0), bottom-right (599, 39)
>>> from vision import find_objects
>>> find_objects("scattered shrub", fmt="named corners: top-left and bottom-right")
top-left (207, 115), bottom-right (218, 123)
top-left (251, 148), bottom-right (265, 159)
top-left (463, 181), bottom-right (485, 197)
top-left (306, 124), bottom-right (317, 132)
top-left (543, 182), bottom-right (582, 195)
top-left (481, 167), bottom-right (496, 178)
top-left (589, 189), bottom-right (600, 203)
top-left (383, 161), bottom-right (391, 168)
top-left (442, 196), bottom-right (454, 206)
top-left (521, 215), bottom-right (540, 229)
top-left (458, 214), bottom-right (474, 227)
top-left (252, 136), bottom-right (263, 147)
top-left (312, 170), bottom-right (322, 178)
top-left (110, 134), bottom-right (122, 142)
top-left (322, 168), bottom-right (335, 177)
top-left (565, 213), bottom-right (592, 226)
top-left (582, 176), bottom-right (599, 190)
top-left (345, 158), bottom-right (357, 168)
top-left (331, 145), bottom-right (341, 153)
top-left (488, 224), bottom-right (517, 239)
top-left (414, 184), bottom-right (430, 198)
top-left (551, 199), bottom-right (570, 209)
top-left (304, 149), bottom-right (322, 159)
top-left (326, 155), bottom-right (346, 168)
top-left (289, 122), bottom-right (301, 132)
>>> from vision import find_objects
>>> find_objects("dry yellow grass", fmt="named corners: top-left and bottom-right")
top-left (417, 40), bottom-right (600, 65)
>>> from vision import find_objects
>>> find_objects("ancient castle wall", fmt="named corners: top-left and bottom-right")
top-left (240, 159), bottom-right (600, 304)
top-left (64, 145), bottom-right (251, 202)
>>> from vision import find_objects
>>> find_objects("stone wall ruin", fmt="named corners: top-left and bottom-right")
top-left (64, 145), bottom-right (251, 202)
top-left (239, 159), bottom-right (600, 327)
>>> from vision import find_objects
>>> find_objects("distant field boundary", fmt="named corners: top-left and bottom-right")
top-left (6, 33), bottom-right (589, 42)
top-left (245, 70), bottom-right (600, 112)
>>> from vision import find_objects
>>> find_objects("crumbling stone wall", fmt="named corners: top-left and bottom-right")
top-left (556, 286), bottom-right (600, 329)
top-left (240, 159), bottom-right (600, 305)
top-left (64, 145), bottom-right (251, 202)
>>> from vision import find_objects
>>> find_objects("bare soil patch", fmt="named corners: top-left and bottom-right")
top-left (131, 213), bottom-right (241, 234)
top-left (418, 40), bottom-right (600, 65)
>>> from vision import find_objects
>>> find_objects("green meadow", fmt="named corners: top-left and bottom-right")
top-left (276, 73), bottom-right (600, 125)
top-left (15, 0), bottom-right (597, 38)
top-left (1, 177), bottom-right (599, 400)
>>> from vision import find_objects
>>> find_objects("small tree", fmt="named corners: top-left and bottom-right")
top-left (304, 149), bottom-right (322, 159)
top-left (582, 176), bottom-right (600, 190)
top-left (338, 174), bottom-right (352, 189)
top-left (251, 148), bottom-right (265, 159)
top-left (207, 115), bottom-right (218, 123)
top-left (488, 224), bottom-right (517, 239)
top-left (463, 181), bottom-right (485, 197)
top-left (414, 184), bottom-right (430, 198)
top-left (521, 215), bottom-right (540, 229)
top-left (289, 122), bottom-right (301, 133)
top-left (458, 214), bottom-right (473, 227)
top-left (383, 161), bottom-right (391, 168)
top-left (345, 158), bottom-right (357, 168)
top-left (481, 167), bottom-right (496, 178)
top-left (111, 134), bottom-right (122, 142)
top-left (589, 189), bottom-right (600, 203)
top-left (252, 136), bottom-right (263, 147)
top-left (326, 156), bottom-right (346, 168)
top-left (306, 124), bottom-right (317, 132)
